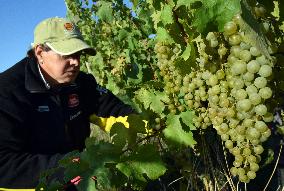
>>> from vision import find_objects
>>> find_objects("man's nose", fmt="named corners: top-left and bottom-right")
top-left (69, 57), bottom-right (80, 67)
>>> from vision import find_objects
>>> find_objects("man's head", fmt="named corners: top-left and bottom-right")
top-left (32, 17), bottom-right (95, 85)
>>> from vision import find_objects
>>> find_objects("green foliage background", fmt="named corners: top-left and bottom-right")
top-left (37, 0), bottom-right (284, 190)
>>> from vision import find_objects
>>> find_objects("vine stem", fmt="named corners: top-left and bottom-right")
top-left (263, 141), bottom-right (283, 191)
top-left (85, 61), bottom-right (93, 74)
top-left (220, 142), bottom-right (237, 191)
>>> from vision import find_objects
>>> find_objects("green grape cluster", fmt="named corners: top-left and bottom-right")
top-left (219, 16), bottom-right (275, 183)
top-left (154, 43), bottom-right (185, 114)
top-left (178, 13), bottom-right (276, 183)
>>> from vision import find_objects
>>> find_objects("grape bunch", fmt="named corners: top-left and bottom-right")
top-left (165, 13), bottom-right (275, 183)
top-left (218, 15), bottom-right (275, 183)
top-left (154, 42), bottom-right (185, 114)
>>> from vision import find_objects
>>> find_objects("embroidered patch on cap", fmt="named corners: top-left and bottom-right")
top-left (68, 94), bottom-right (79, 108)
top-left (64, 22), bottom-right (75, 32)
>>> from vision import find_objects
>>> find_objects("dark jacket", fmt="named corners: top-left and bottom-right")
top-left (0, 57), bottom-right (133, 188)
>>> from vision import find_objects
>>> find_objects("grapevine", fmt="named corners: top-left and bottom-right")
top-left (37, 0), bottom-right (284, 190)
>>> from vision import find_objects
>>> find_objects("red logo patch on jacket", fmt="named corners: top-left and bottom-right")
top-left (68, 94), bottom-right (79, 108)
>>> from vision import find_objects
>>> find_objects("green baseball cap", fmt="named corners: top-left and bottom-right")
top-left (33, 17), bottom-right (95, 55)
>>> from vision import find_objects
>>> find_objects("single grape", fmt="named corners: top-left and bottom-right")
top-left (243, 72), bottom-right (255, 82)
top-left (254, 145), bottom-right (264, 155)
top-left (251, 139), bottom-right (260, 145)
top-left (238, 167), bottom-right (246, 176)
top-left (262, 112), bottom-right (273, 122)
top-left (235, 89), bottom-right (247, 100)
top-left (259, 87), bottom-right (272, 99)
top-left (229, 34), bottom-right (242, 46)
top-left (231, 60), bottom-right (247, 75)
top-left (255, 120), bottom-right (268, 132)
top-left (250, 162), bottom-right (260, 172)
top-left (250, 46), bottom-right (261, 57)
top-left (249, 93), bottom-right (262, 105)
top-left (234, 78), bottom-right (245, 89)
top-left (235, 154), bottom-right (244, 162)
top-left (243, 118), bottom-right (254, 127)
top-left (247, 155), bottom-right (257, 163)
top-left (255, 104), bottom-right (267, 116)
top-left (225, 140), bottom-right (234, 149)
top-left (240, 50), bottom-right (252, 62)
top-left (221, 133), bottom-right (230, 141)
top-left (208, 75), bottom-right (218, 86)
top-left (254, 5), bottom-right (266, 18)
top-left (240, 175), bottom-right (250, 183)
top-left (262, 129), bottom-right (271, 138)
top-left (226, 108), bottom-right (235, 118)
top-left (243, 147), bottom-right (252, 156)
top-left (211, 85), bottom-right (221, 95)
top-left (237, 99), bottom-right (252, 112)
top-left (258, 65), bottom-right (272, 77)
top-left (232, 147), bottom-right (241, 155)
top-left (236, 125), bottom-right (246, 135)
top-left (231, 46), bottom-right (241, 57)
top-left (254, 77), bottom-right (267, 89)
top-left (206, 32), bottom-right (216, 41)
top-left (247, 171), bottom-right (256, 179)
top-left (247, 60), bottom-right (260, 73)
top-left (230, 167), bottom-right (238, 176)
top-left (216, 70), bottom-right (225, 79)
top-left (219, 98), bottom-right (230, 108)
top-left (224, 21), bottom-right (238, 35)
top-left (210, 39), bottom-right (219, 47)
top-left (256, 55), bottom-right (268, 65)
top-left (247, 128), bottom-right (261, 139)
top-left (233, 160), bottom-right (242, 167)
top-left (246, 85), bottom-right (258, 96)
top-left (228, 54), bottom-right (239, 63)
top-left (220, 123), bottom-right (229, 132)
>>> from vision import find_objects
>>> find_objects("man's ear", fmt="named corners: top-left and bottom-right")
top-left (34, 45), bottom-right (44, 63)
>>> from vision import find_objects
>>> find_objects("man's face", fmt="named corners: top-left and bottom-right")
top-left (37, 46), bottom-right (81, 84)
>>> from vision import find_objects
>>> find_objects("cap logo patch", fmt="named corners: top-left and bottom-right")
top-left (64, 22), bottom-right (75, 32)
top-left (68, 94), bottom-right (79, 108)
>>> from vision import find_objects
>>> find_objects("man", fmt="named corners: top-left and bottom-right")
top-left (0, 17), bottom-right (134, 189)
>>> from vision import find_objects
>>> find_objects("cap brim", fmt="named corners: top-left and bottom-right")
top-left (46, 38), bottom-right (96, 56)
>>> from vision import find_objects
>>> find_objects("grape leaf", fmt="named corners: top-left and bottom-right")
top-left (180, 110), bottom-right (196, 130)
top-left (97, 1), bottom-right (113, 23)
top-left (181, 43), bottom-right (192, 61)
top-left (130, 0), bottom-right (139, 9)
top-left (127, 114), bottom-right (147, 134)
top-left (156, 27), bottom-right (175, 44)
top-left (192, 0), bottom-right (241, 33)
top-left (151, 10), bottom-right (161, 29)
top-left (160, 4), bottom-right (174, 25)
top-left (118, 29), bottom-right (129, 41)
top-left (116, 145), bottom-right (167, 182)
top-left (176, 0), bottom-right (199, 9)
top-left (135, 88), bottom-right (169, 114)
top-left (110, 122), bottom-right (128, 149)
top-left (163, 114), bottom-right (196, 146)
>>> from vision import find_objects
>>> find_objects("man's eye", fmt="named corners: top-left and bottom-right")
top-left (62, 53), bottom-right (81, 59)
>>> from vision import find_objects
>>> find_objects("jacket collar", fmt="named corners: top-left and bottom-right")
top-left (25, 57), bottom-right (79, 93)
top-left (25, 57), bottom-right (49, 93)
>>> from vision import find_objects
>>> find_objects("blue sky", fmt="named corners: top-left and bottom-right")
top-left (0, 0), bottom-right (133, 73)
top-left (0, 0), bottom-right (67, 72)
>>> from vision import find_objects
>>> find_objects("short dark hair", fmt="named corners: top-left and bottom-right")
top-left (26, 44), bottom-right (51, 58)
